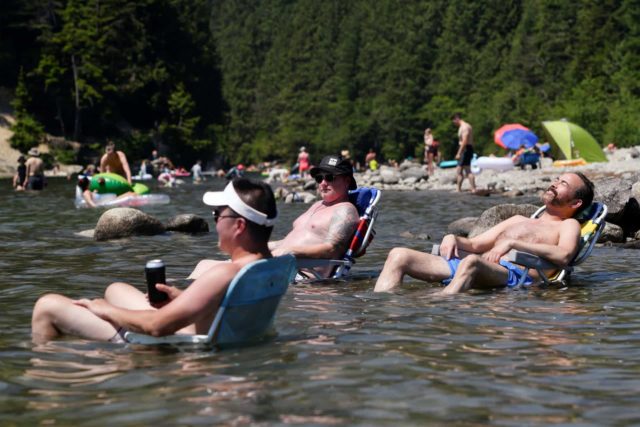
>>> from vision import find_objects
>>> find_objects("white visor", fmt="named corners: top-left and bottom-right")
top-left (203, 182), bottom-right (277, 227)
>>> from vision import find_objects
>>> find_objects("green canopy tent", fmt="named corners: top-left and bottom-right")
top-left (542, 120), bottom-right (607, 163)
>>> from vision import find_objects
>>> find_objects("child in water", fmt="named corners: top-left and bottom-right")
top-left (13, 156), bottom-right (26, 191)
top-left (77, 177), bottom-right (136, 208)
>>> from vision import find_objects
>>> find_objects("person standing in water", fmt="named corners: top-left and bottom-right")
top-left (191, 160), bottom-right (204, 182)
top-left (99, 141), bottom-right (132, 185)
top-left (24, 148), bottom-right (46, 190)
top-left (13, 155), bottom-right (26, 191)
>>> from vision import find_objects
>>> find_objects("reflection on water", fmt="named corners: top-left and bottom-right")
top-left (2, 178), bottom-right (640, 425)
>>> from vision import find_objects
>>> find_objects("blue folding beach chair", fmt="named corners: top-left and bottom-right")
top-left (296, 187), bottom-right (382, 280)
top-left (506, 202), bottom-right (608, 285)
top-left (124, 255), bottom-right (297, 347)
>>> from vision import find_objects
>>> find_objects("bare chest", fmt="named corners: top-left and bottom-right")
top-left (497, 219), bottom-right (562, 245)
top-left (294, 204), bottom-right (334, 233)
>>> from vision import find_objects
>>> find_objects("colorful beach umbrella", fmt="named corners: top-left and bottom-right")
top-left (494, 123), bottom-right (539, 150)
top-left (542, 120), bottom-right (607, 163)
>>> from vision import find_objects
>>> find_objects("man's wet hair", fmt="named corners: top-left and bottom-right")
top-left (573, 172), bottom-right (594, 212)
top-left (231, 178), bottom-right (277, 242)
top-left (451, 112), bottom-right (462, 120)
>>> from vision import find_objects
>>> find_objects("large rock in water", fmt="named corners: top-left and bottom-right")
top-left (447, 216), bottom-right (478, 237)
top-left (379, 166), bottom-right (400, 184)
top-left (599, 222), bottom-right (624, 243)
top-left (594, 175), bottom-right (640, 236)
top-left (94, 207), bottom-right (165, 241)
top-left (165, 214), bottom-right (209, 233)
top-left (468, 204), bottom-right (539, 238)
top-left (400, 166), bottom-right (428, 181)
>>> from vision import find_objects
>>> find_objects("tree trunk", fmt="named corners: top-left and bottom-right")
top-left (71, 54), bottom-right (82, 141)
top-left (55, 97), bottom-right (66, 137)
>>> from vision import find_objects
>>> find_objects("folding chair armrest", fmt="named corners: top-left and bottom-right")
top-left (505, 249), bottom-right (559, 270)
top-left (124, 331), bottom-right (210, 345)
top-left (296, 259), bottom-right (350, 269)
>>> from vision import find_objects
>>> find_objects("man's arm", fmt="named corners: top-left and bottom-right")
top-left (455, 125), bottom-right (469, 159)
top-left (274, 204), bottom-right (359, 259)
top-left (78, 263), bottom-right (238, 336)
top-left (118, 151), bottom-right (132, 185)
top-left (23, 160), bottom-right (31, 187)
top-left (440, 216), bottom-right (524, 259)
top-left (99, 154), bottom-right (107, 173)
top-left (83, 191), bottom-right (97, 208)
top-left (491, 219), bottom-right (581, 266)
top-left (268, 240), bottom-right (282, 251)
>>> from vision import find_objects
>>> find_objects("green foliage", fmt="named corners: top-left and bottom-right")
top-left (51, 147), bottom-right (77, 164)
top-left (10, 70), bottom-right (44, 152)
top-left (10, 114), bottom-right (44, 152)
top-left (3, 0), bottom-right (640, 167)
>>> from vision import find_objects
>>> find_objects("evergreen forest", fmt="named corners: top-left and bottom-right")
top-left (1, 0), bottom-right (639, 168)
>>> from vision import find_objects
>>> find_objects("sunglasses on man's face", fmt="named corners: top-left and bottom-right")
top-left (314, 173), bottom-right (342, 184)
top-left (212, 210), bottom-right (240, 223)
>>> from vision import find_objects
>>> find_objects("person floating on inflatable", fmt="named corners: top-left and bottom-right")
top-left (76, 176), bottom-right (168, 208)
top-left (77, 177), bottom-right (136, 208)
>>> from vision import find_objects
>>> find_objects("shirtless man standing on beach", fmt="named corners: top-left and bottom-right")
top-left (374, 172), bottom-right (594, 294)
top-left (190, 155), bottom-right (359, 280)
top-left (100, 141), bottom-right (132, 185)
top-left (24, 147), bottom-right (45, 190)
top-left (452, 112), bottom-right (477, 193)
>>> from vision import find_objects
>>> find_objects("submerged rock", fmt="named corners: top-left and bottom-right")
top-left (94, 207), bottom-right (165, 241)
top-left (165, 214), bottom-right (209, 233)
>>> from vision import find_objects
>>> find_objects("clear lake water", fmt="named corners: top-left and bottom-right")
top-left (1, 177), bottom-right (640, 426)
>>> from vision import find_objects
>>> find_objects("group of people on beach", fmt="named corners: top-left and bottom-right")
top-left (31, 145), bottom-right (596, 345)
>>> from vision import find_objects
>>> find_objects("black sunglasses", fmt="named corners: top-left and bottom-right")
top-left (212, 210), bottom-right (240, 223)
top-left (314, 173), bottom-right (342, 184)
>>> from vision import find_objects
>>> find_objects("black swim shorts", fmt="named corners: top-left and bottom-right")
top-left (458, 145), bottom-right (474, 167)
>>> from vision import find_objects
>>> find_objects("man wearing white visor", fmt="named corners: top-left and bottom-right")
top-left (32, 178), bottom-right (277, 343)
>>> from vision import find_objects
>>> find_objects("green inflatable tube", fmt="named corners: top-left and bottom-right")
top-left (90, 173), bottom-right (149, 195)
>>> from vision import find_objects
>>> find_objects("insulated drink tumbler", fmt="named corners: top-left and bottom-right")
top-left (145, 259), bottom-right (168, 303)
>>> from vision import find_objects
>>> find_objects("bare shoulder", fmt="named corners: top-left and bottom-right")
top-left (561, 217), bottom-right (581, 232)
top-left (325, 202), bottom-right (359, 247)
top-left (192, 261), bottom-right (240, 291)
top-left (332, 201), bottom-right (359, 222)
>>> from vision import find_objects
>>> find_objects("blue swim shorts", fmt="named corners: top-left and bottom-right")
top-left (442, 257), bottom-right (533, 287)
